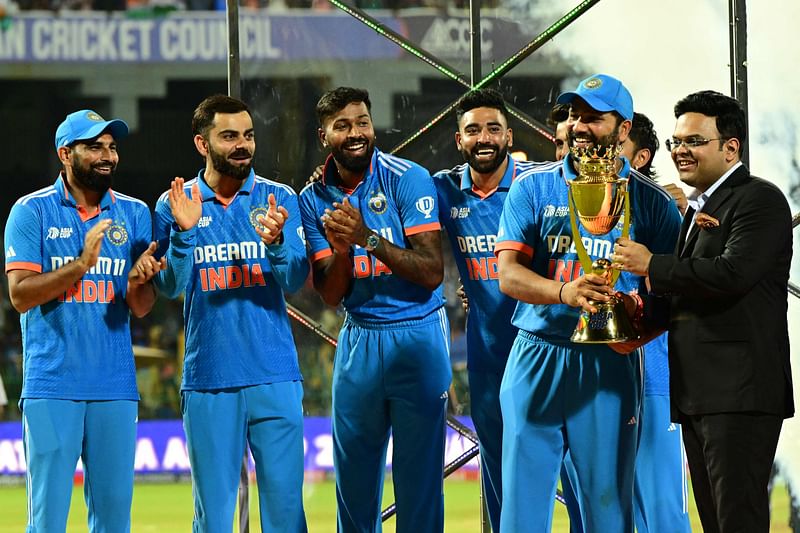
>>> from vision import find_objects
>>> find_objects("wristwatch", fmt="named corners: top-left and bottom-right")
top-left (364, 230), bottom-right (381, 252)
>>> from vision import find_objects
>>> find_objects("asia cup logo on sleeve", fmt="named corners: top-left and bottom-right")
top-left (415, 196), bottom-right (435, 219)
top-left (249, 206), bottom-right (270, 231)
top-left (107, 221), bottom-right (128, 246)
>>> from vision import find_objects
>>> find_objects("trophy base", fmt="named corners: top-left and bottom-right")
top-left (571, 296), bottom-right (638, 344)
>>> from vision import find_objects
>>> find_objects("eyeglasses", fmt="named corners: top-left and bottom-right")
top-left (665, 137), bottom-right (728, 151)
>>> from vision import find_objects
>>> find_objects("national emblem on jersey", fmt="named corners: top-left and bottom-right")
top-left (415, 196), bottom-right (435, 219)
top-left (368, 190), bottom-right (388, 214)
top-left (107, 222), bottom-right (128, 246)
top-left (249, 206), bottom-right (269, 231)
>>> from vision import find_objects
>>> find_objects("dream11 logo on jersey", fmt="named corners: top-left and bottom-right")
top-left (415, 196), bottom-right (435, 219)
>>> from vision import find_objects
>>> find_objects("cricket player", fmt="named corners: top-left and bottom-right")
top-left (299, 86), bottom-right (451, 533)
top-left (154, 95), bottom-right (309, 532)
top-left (5, 109), bottom-right (164, 531)
top-left (495, 74), bottom-right (681, 532)
top-left (432, 88), bottom-right (541, 532)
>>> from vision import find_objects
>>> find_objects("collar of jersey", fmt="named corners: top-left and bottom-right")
top-left (54, 172), bottom-right (116, 210)
top-left (194, 167), bottom-right (256, 203)
top-left (459, 154), bottom-right (515, 195)
top-left (321, 149), bottom-right (377, 193)
top-left (562, 152), bottom-right (631, 184)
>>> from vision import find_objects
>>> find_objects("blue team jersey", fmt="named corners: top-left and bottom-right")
top-left (433, 155), bottom-right (543, 375)
top-left (299, 148), bottom-right (444, 323)
top-left (495, 156), bottom-right (681, 344)
top-left (4, 174), bottom-right (149, 401)
top-left (153, 169), bottom-right (308, 391)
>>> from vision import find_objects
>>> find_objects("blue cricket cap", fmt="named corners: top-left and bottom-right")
top-left (55, 109), bottom-right (129, 150)
top-left (556, 74), bottom-right (634, 121)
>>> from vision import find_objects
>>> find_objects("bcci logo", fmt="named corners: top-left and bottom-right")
top-left (368, 191), bottom-right (388, 214)
top-left (249, 206), bottom-right (269, 231)
top-left (107, 222), bottom-right (128, 246)
top-left (86, 111), bottom-right (104, 122)
top-left (584, 77), bottom-right (602, 90)
top-left (415, 196), bottom-right (435, 219)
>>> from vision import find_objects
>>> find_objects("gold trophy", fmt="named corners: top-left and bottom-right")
top-left (567, 146), bottom-right (637, 343)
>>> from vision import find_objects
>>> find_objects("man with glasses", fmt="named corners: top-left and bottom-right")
top-left (613, 90), bottom-right (794, 533)
top-left (621, 113), bottom-right (692, 533)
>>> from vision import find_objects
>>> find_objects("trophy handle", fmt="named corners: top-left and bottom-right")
top-left (567, 184), bottom-right (593, 275)
top-left (609, 186), bottom-right (631, 286)
top-left (568, 182), bottom-right (631, 286)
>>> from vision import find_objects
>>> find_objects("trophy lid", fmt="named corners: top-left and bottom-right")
top-left (571, 146), bottom-right (623, 183)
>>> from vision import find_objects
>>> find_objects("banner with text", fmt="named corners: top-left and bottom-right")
top-left (0, 417), bottom-right (478, 475)
top-left (0, 11), bottom-right (532, 63)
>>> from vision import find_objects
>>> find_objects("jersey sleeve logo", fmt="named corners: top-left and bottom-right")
top-left (47, 227), bottom-right (74, 240)
top-left (249, 206), bottom-right (269, 231)
top-left (450, 207), bottom-right (470, 219)
top-left (368, 191), bottom-right (388, 214)
top-left (415, 196), bottom-right (435, 219)
top-left (107, 223), bottom-right (128, 246)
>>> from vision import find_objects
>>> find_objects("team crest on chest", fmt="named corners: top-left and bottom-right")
top-left (107, 222), bottom-right (128, 246)
top-left (368, 191), bottom-right (388, 214)
top-left (249, 206), bottom-right (269, 231)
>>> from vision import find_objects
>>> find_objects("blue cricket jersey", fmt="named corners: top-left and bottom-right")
top-left (299, 148), bottom-right (444, 323)
top-left (4, 174), bottom-right (150, 401)
top-left (433, 155), bottom-right (543, 375)
top-left (153, 169), bottom-right (308, 391)
top-left (495, 156), bottom-right (681, 343)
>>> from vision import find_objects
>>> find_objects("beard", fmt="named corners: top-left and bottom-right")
top-left (331, 137), bottom-right (374, 174)
top-left (209, 144), bottom-right (253, 181)
top-left (462, 142), bottom-right (508, 174)
top-left (71, 159), bottom-right (115, 193)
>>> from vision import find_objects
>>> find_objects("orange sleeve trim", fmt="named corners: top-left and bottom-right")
top-left (5, 262), bottom-right (43, 273)
top-left (311, 248), bottom-right (334, 263)
top-left (494, 241), bottom-right (533, 259)
top-left (404, 222), bottom-right (441, 236)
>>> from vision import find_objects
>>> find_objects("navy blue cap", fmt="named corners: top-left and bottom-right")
top-left (556, 74), bottom-right (634, 121)
top-left (55, 109), bottom-right (129, 150)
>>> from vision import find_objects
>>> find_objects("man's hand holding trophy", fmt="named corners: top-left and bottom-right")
top-left (567, 144), bottom-right (641, 344)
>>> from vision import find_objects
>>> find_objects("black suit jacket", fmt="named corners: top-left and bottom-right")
top-left (649, 165), bottom-right (794, 419)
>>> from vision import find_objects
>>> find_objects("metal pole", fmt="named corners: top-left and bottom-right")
top-left (227, 0), bottom-right (241, 100)
top-left (728, 0), bottom-right (749, 166)
top-left (469, 0), bottom-right (481, 87)
top-left (389, 0), bottom-right (602, 154)
top-left (226, 2), bottom-right (247, 531)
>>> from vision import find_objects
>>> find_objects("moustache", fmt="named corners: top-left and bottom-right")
top-left (230, 149), bottom-right (252, 159)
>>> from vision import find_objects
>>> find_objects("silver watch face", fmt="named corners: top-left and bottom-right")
top-left (366, 232), bottom-right (380, 250)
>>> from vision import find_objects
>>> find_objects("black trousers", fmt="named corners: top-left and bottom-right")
top-left (677, 410), bottom-right (783, 533)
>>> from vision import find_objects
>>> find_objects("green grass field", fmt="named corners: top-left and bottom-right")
top-left (0, 477), bottom-right (793, 532)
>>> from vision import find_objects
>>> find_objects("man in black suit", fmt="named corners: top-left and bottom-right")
top-left (611, 90), bottom-right (794, 533)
